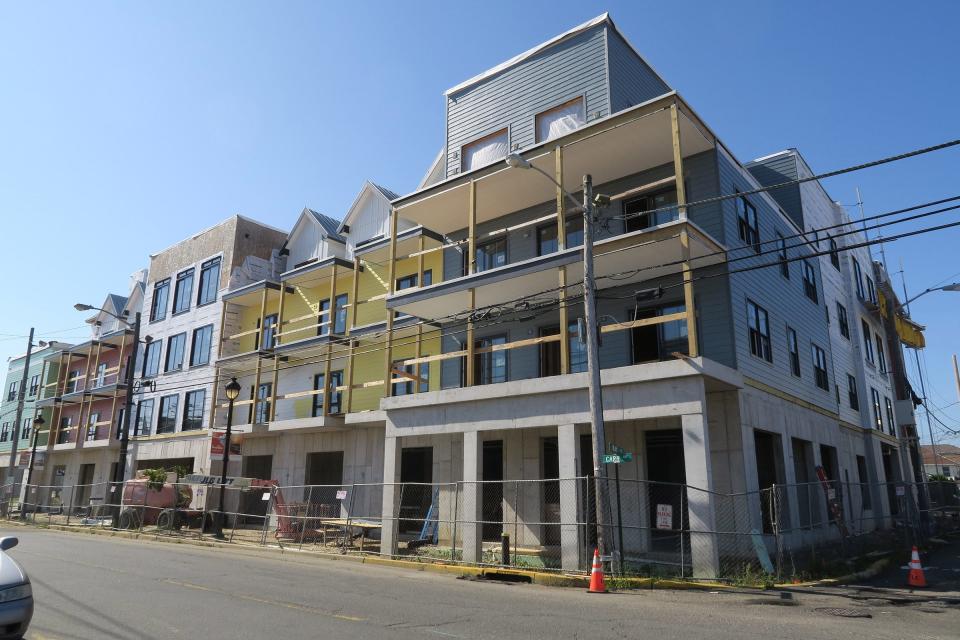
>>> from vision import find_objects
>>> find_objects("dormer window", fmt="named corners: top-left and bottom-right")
top-left (461, 128), bottom-right (508, 172)
top-left (535, 97), bottom-right (585, 143)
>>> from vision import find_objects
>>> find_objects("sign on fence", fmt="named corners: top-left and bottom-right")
top-left (335, 490), bottom-right (347, 500)
top-left (184, 474), bottom-right (252, 489)
top-left (896, 485), bottom-right (906, 496)
top-left (656, 504), bottom-right (673, 530)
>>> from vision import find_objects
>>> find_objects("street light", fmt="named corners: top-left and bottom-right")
top-left (214, 377), bottom-right (242, 540)
top-left (21, 414), bottom-right (44, 520)
top-left (74, 302), bottom-right (142, 528)
top-left (899, 282), bottom-right (960, 311)
top-left (505, 151), bottom-right (616, 566)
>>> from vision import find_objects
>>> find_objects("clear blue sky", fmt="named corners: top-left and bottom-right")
top-left (2, 1), bottom-right (958, 443)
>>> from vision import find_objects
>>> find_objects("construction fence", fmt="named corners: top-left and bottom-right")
top-left (4, 476), bottom-right (958, 581)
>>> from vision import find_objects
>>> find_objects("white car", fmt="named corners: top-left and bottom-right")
top-left (0, 538), bottom-right (32, 639)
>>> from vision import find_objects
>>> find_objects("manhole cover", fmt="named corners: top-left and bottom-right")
top-left (815, 607), bottom-right (872, 619)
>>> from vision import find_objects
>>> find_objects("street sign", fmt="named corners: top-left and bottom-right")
top-left (603, 454), bottom-right (621, 464)
top-left (604, 444), bottom-right (633, 464)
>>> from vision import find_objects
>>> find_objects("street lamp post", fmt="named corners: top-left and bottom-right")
top-left (504, 152), bottom-right (615, 564)
top-left (215, 377), bottom-right (242, 540)
top-left (21, 414), bottom-right (43, 520)
top-left (74, 303), bottom-right (143, 528)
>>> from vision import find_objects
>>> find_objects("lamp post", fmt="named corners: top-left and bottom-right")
top-left (505, 152), bottom-right (615, 565)
top-left (21, 414), bottom-right (43, 520)
top-left (74, 303), bottom-right (143, 528)
top-left (215, 377), bottom-right (242, 539)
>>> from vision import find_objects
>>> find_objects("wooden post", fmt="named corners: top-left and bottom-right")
top-left (275, 284), bottom-right (287, 347)
top-left (217, 300), bottom-right (228, 358)
top-left (109, 336), bottom-right (125, 438)
top-left (413, 236), bottom-right (425, 394)
top-left (556, 146), bottom-right (570, 374)
top-left (210, 369), bottom-right (220, 429)
top-left (322, 343), bottom-right (333, 418)
top-left (77, 346), bottom-right (94, 439)
top-left (466, 289), bottom-right (476, 387)
top-left (252, 358), bottom-right (264, 423)
top-left (345, 258), bottom-right (361, 412)
top-left (671, 102), bottom-right (699, 358)
top-left (269, 355), bottom-right (280, 421)
top-left (383, 207), bottom-right (399, 398)
top-left (258, 287), bottom-right (268, 349)
top-left (468, 180), bottom-right (477, 275)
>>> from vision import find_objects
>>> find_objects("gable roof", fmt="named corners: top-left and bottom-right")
top-left (107, 294), bottom-right (128, 314)
top-left (338, 181), bottom-right (399, 233)
top-left (305, 208), bottom-right (346, 243)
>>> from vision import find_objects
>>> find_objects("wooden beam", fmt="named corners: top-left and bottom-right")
top-left (556, 145), bottom-right (570, 375)
top-left (474, 333), bottom-right (559, 354)
top-left (269, 355), bottom-right (280, 422)
top-left (257, 286), bottom-right (268, 350)
top-left (275, 275), bottom-right (287, 347)
top-left (210, 369), bottom-right (220, 429)
top-left (383, 207), bottom-right (399, 398)
top-left (467, 180), bottom-right (477, 275)
top-left (465, 288), bottom-right (475, 387)
top-left (671, 101), bottom-right (698, 357)
top-left (217, 299), bottom-right (228, 358)
top-left (414, 236), bottom-right (425, 394)
top-left (328, 262), bottom-right (338, 334)
top-left (608, 175), bottom-right (677, 203)
top-left (599, 311), bottom-right (687, 334)
top-left (345, 257), bottom-right (360, 413)
top-left (402, 238), bottom-right (467, 260)
top-left (322, 342), bottom-right (332, 418)
top-left (401, 350), bottom-right (467, 366)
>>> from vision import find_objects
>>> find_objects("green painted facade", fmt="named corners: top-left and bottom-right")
top-left (0, 344), bottom-right (69, 462)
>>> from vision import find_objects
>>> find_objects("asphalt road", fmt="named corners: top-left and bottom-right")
top-left (3, 527), bottom-right (958, 640)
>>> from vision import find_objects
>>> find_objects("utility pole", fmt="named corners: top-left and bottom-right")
top-left (900, 272), bottom-right (939, 482)
top-left (111, 311), bottom-right (141, 527)
top-left (6, 328), bottom-right (34, 514)
top-left (582, 175), bottom-right (613, 564)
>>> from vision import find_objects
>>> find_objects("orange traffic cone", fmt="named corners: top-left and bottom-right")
top-left (588, 548), bottom-right (607, 593)
top-left (907, 546), bottom-right (927, 588)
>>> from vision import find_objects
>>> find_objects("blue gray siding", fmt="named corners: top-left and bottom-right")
top-left (445, 26), bottom-right (610, 177)
top-left (607, 28), bottom-right (671, 113)
top-left (746, 153), bottom-right (804, 231)
top-left (718, 148), bottom-right (836, 412)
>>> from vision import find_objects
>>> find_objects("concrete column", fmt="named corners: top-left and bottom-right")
top-left (461, 431), bottom-right (482, 563)
top-left (682, 410), bottom-right (720, 578)
top-left (380, 436), bottom-right (402, 557)
top-left (557, 423), bottom-right (581, 571)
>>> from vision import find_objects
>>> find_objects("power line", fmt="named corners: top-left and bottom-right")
top-left (612, 138), bottom-right (960, 222)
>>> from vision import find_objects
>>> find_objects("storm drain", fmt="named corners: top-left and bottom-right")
top-left (815, 607), bottom-right (873, 619)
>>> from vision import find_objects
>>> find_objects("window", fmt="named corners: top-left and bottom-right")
top-left (252, 383), bottom-right (271, 423)
top-left (866, 276), bottom-right (877, 304)
top-left (317, 299), bottom-right (331, 336)
top-left (115, 408), bottom-right (125, 439)
top-left (93, 363), bottom-right (107, 388)
top-left (0, 423), bottom-right (8, 442)
top-left (314, 371), bottom-right (345, 416)
top-left (853, 258), bottom-right (865, 299)
top-left (875, 333), bottom-right (887, 372)
top-left (737, 195), bottom-right (760, 252)
top-left (197, 257), bottom-right (221, 306)
top-left (847, 374), bottom-right (860, 410)
top-left (776, 233), bottom-right (789, 278)
top-left (536, 217), bottom-right (583, 256)
top-left (164, 333), bottom-right (187, 372)
top-left (787, 327), bottom-right (801, 377)
top-left (747, 300), bottom-right (772, 362)
top-left (870, 388), bottom-right (882, 430)
top-left (142, 341), bottom-right (161, 378)
top-left (476, 237), bottom-right (507, 272)
top-left (20, 417), bottom-right (30, 441)
top-left (172, 268), bottom-right (195, 314)
top-left (396, 274), bottom-right (418, 291)
top-left (183, 389), bottom-right (205, 431)
top-left (86, 412), bottom-right (99, 441)
top-left (624, 189), bottom-right (678, 232)
top-left (862, 319), bottom-right (874, 364)
top-left (884, 396), bottom-right (896, 436)
top-left (829, 237), bottom-right (840, 270)
top-left (57, 417), bottom-right (71, 444)
top-left (812, 344), bottom-right (829, 391)
top-left (157, 394), bottom-right (179, 434)
top-left (802, 261), bottom-right (818, 303)
top-left (28, 374), bottom-right (39, 397)
top-left (535, 97), bottom-right (585, 143)
top-left (836, 302), bottom-right (850, 339)
top-left (6, 381), bottom-right (16, 402)
top-left (190, 325), bottom-right (214, 366)
top-left (66, 370), bottom-right (81, 394)
top-left (259, 314), bottom-right (278, 350)
top-left (538, 322), bottom-right (588, 376)
top-left (461, 128), bottom-right (508, 172)
top-left (151, 278), bottom-right (170, 321)
top-left (333, 294), bottom-right (348, 334)
top-left (474, 335), bottom-right (508, 385)
top-left (392, 360), bottom-right (430, 396)
top-left (135, 399), bottom-right (154, 436)
top-left (856, 456), bottom-right (872, 510)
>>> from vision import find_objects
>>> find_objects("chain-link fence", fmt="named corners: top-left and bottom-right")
top-left (4, 475), bottom-right (958, 581)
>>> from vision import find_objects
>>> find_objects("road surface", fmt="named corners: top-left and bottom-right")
top-left (3, 527), bottom-right (957, 640)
